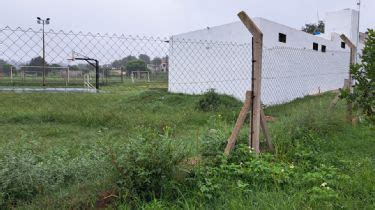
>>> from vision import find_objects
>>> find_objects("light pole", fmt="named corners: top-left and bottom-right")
top-left (37, 17), bottom-right (50, 86)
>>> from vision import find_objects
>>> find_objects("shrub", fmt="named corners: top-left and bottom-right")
top-left (0, 143), bottom-right (109, 207)
top-left (341, 29), bottom-right (375, 123)
top-left (196, 89), bottom-right (222, 112)
top-left (112, 135), bottom-right (188, 202)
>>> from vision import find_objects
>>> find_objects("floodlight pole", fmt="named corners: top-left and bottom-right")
top-left (42, 22), bottom-right (45, 86)
top-left (37, 17), bottom-right (50, 86)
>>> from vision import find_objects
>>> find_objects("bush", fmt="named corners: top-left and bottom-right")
top-left (112, 135), bottom-right (188, 202)
top-left (0, 143), bottom-right (109, 207)
top-left (341, 29), bottom-right (375, 123)
top-left (196, 89), bottom-right (222, 112)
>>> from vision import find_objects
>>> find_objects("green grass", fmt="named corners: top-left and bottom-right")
top-left (0, 82), bottom-right (374, 209)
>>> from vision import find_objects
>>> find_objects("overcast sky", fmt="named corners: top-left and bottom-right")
top-left (2, 0), bottom-right (374, 37)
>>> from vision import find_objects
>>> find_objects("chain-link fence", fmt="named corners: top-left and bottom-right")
top-left (168, 38), bottom-right (351, 105)
top-left (262, 46), bottom-right (350, 105)
top-left (1, 25), bottom-right (350, 105)
top-left (0, 26), bottom-right (169, 87)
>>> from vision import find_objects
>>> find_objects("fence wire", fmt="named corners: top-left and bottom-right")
top-left (1, 25), bottom-right (351, 106)
top-left (0, 26), bottom-right (169, 86)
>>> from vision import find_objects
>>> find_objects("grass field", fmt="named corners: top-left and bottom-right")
top-left (0, 82), bottom-right (374, 209)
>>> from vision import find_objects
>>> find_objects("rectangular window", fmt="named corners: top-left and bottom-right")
top-left (313, 43), bottom-right (319, 51)
top-left (278, 33), bottom-right (286, 43)
top-left (341, 42), bottom-right (346, 49)
top-left (321, 45), bottom-right (326, 52)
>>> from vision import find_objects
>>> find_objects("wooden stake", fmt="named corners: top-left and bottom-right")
top-left (260, 108), bottom-right (274, 151)
top-left (329, 79), bottom-right (349, 110)
top-left (238, 11), bottom-right (263, 153)
top-left (340, 34), bottom-right (356, 124)
top-left (224, 91), bottom-right (253, 155)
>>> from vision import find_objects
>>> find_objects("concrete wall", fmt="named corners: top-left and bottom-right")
top-left (325, 9), bottom-right (359, 47)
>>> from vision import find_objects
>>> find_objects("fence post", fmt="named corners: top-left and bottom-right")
top-left (224, 91), bottom-right (253, 155)
top-left (67, 67), bottom-right (70, 85)
top-left (10, 66), bottom-right (13, 84)
top-left (121, 67), bottom-right (124, 82)
top-left (238, 11), bottom-right (263, 153)
top-left (340, 34), bottom-right (356, 124)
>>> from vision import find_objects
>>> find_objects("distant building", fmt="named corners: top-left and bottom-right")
top-left (147, 58), bottom-right (169, 72)
top-left (168, 9), bottom-right (365, 104)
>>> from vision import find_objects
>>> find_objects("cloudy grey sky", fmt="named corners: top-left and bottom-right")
top-left (2, 0), bottom-right (374, 37)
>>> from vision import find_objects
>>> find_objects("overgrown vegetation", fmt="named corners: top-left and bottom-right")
top-left (342, 29), bottom-right (375, 123)
top-left (0, 83), bottom-right (374, 209)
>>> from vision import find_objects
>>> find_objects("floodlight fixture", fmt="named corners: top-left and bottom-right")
top-left (36, 17), bottom-right (51, 86)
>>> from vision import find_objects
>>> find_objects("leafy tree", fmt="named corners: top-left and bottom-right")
top-left (0, 59), bottom-right (12, 76)
top-left (302, 21), bottom-right (325, 35)
top-left (341, 29), bottom-right (375, 123)
top-left (29, 56), bottom-right (47, 66)
top-left (0, 59), bottom-right (9, 66)
top-left (26, 56), bottom-right (48, 75)
top-left (125, 59), bottom-right (147, 74)
top-left (111, 55), bottom-right (137, 68)
top-left (139, 54), bottom-right (151, 64)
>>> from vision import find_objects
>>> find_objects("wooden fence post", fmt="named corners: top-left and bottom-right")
top-left (224, 91), bottom-right (253, 155)
top-left (340, 34), bottom-right (356, 124)
top-left (121, 67), bottom-right (124, 82)
top-left (329, 79), bottom-right (349, 110)
top-left (238, 11), bottom-right (263, 153)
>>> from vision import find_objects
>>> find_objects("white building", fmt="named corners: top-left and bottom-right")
top-left (168, 9), bottom-right (364, 104)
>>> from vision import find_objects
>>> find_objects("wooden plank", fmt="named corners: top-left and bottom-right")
top-left (238, 11), bottom-right (263, 39)
top-left (224, 91), bottom-right (253, 155)
top-left (238, 11), bottom-right (263, 153)
top-left (260, 108), bottom-right (274, 151)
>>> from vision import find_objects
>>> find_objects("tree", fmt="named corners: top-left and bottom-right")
top-left (0, 59), bottom-right (12, 76)
top-left (139, 54), bottom-right (151, 64)
top-left (0, 59), bottom-right (9, 66)
top-left (27, 56), bottom-right (48, 75)
top-left (111, 55), bottom-right (137, 68)
top-left (341, 29), bottom-right (375, 123)
top-left (29, 56), bottom-right (47, 66)
top-left (302, 21), bottom-right (325, 35)
top-left (125, 59), bottom-right (147, 74)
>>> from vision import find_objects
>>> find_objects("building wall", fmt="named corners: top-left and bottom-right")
top-left (168, 11), bottom-right (353, 104)
top-left (325, 9), bottom-right (360, 46)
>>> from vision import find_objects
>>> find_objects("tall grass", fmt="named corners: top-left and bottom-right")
top-left (0, 84), bottom-right (374, 209)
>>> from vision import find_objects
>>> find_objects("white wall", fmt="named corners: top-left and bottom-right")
top-left (325, 9), bottom-right (359, 47)
top-left (168, 38), bottom-right (253, 101)
top-left (168, 14), bottom-right (352, 104)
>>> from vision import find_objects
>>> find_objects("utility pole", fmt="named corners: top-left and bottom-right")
top-left (37, 17), bottom-right (50, 86)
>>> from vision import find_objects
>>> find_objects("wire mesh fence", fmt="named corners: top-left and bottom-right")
top-left (0, 26), bottom-right (169, 87)
top-left (1, 25), bottom-right (351, 105)
top-left (262, 46), bottom-right (350, 105)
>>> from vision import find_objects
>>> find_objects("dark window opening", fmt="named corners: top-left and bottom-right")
top-left (341, 42), bottom-right (346, 49)
top-left (278, 33), bottom-right (286, 43)
top-left (321, 45), bottom-right (326, 52)
top-left (313, 43), bottom-right (319, 51)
